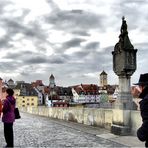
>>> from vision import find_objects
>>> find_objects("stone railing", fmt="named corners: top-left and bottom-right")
top-left (20, 106), bottom-right (142, 135)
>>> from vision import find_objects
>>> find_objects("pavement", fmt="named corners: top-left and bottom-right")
top-left (0, 112), bottom-right (145, 147)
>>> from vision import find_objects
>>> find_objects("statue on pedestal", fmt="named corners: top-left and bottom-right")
top-left (111, 17), bottom-right (138, 135)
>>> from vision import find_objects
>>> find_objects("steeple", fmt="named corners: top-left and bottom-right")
top-left (49, 74), bottom-right (55, 88)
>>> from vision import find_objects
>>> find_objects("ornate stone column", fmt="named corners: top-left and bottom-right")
top-left (111, 17), bottom-right (137, 135)
top-left (112, 16), bottom-right (137, 109)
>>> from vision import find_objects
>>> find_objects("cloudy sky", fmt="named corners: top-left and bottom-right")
top-left (0, 0), bottom-right (148, 86)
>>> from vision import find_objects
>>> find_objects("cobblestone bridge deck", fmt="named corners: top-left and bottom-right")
top-left (0, 112), bottom-right (144, 147)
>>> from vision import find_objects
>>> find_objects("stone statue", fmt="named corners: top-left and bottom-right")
top-left (120, 16), bottom-right (128, 35)
top-left (114, 17), bottom-right (134, 53)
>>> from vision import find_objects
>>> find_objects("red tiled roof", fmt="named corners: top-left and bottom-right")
top-left (72, 84), bottom-right (99, 94)
top-left (31, 80), bottom-right (44, 87)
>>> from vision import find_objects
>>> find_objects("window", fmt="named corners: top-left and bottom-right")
top-left (27, 103), bottom-right (29, 105)
top-left (22, 100), bottom-right (25, 103)
top-left (31, 103), bottom-right (34, 106)
top-left (32, 98), bottom-right (34, 101)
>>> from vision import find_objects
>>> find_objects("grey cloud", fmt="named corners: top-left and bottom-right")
top-left (24, 54), bottom-right (67, 65)
top-left (2, 18), bottom-right (47, 41)
top-left (62, 38), bottom-right (86, 49)
top-left (25, 56), bottom-right (48, 64)
top-left (23, 53), bottom-right (68, 65)
top-left (45, 9), bottom-right (104, 31)
top-left (0, 35), bottom-right (14, 48)
top-left (3, 49), bottom-right (68, 65)
top-left (71, 30), bottom-right (90, 36)
top-left (119, 0), bottom-right (147, 3)
top-left (84, 42), bottom-right (100, 50)
top-left (71, 51), bottom-right (89, 58)
top-left (64, 47), bottom-right (113, 74)
top-left (49, 54), bottom-right (69, 64)
top-left (0, 61), bottom-right (21, 72)
top-left (46, 0), bottom-right (60, 12)
top-left (0, 0), bottom-right (13, 14)
top-left (49, 58), bottom-right (65, 64)
top-left (20, 71), bottom-right (29, 76)
top-left (0, 7), bottom-right (49, 52)
top-left (4, 51), bottom-right (33, 59)
top-left (135, 43), bottom-right (148, 57)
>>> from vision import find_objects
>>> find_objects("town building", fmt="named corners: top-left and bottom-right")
top-left (70, 84), bottom-right (100, 107)
top-left (44, 74), bottom-right (71, 107)
top-left (16, 95), bottom-right (38, 108)
top-left (15, 82), bottom-right (38, 108)
top-left (31, 80), bottom-right (45, 105)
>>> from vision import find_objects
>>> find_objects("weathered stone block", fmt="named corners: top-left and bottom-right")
top-left (111, 124), bottom-right (130, 135)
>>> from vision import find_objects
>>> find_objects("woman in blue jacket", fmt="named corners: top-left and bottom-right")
top-left (2, 88), bottom-right (16, 147)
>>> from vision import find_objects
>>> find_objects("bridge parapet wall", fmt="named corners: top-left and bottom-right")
top-left (20, 106), bottom-right (142, 135)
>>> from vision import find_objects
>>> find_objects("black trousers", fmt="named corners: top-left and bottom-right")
top-left (4, 123), bottom-right (14, 147)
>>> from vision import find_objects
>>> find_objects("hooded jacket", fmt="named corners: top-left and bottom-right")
top-left (137, 86), bottom-right (148, 141)
top-left (2, 96), bottom-right (16, 123)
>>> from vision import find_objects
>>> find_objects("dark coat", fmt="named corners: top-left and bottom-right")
top-left (137, 86), bottom-right (148, 141)
top-left (2, 96), bottom-right (16, 123)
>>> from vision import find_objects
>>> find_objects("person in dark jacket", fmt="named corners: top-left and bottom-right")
top-left (2, 88), bottom-right (16, 147)
top-left (134, 73), bottom-right (148, 147)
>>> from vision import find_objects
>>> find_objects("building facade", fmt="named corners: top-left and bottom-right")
top-left (16, 96), bottom-right (38, 107)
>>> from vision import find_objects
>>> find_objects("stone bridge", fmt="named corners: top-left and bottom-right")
top-left (0, 112), bottom-right (144, 147)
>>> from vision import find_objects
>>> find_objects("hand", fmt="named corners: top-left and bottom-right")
top-left (131, 86), bottom-right (141, 98)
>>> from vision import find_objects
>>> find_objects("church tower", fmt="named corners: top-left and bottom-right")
top-left (49, 74), bottom-right (55, 88)
top-left (100, 71), bottom-right (107, 86)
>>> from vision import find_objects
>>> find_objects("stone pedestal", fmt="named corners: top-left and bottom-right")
top-left (111, 76), bottom-right (132, 135)
top-left (111, 124), bottom-right (130, 135)
top-left (111, 109), bottom-right (131, 135)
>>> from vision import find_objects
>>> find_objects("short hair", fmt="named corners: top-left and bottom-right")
top-left (6, 88), bottom-right (14, 96)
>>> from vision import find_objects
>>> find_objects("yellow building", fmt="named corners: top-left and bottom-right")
top-left (16, 95), bottom-right (38, 108)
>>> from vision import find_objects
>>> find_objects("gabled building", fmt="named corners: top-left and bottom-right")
top-left (15, 82), bottom-right (38, 108)
top-left (71, 84), bottom-right (100, 104)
